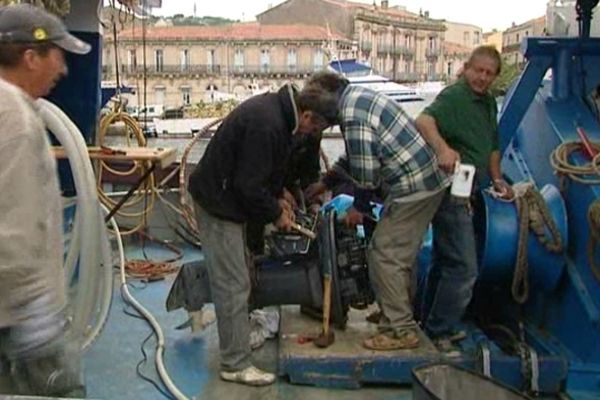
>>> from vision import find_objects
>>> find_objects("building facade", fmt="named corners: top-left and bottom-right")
top-left (102, 23), bottom-right (352, 107)
top-left (443, 20), bottom-right (482, 49)
top-left (442, 41), bottom-right (471, 82)
top-left (502, 16), bottom-right (546, 66)
top-left (440, 20), bottom-right (483, 82)
top-left (257, 0), bottom-right (447, 81)
top-left (483, 30), bottom-right (503, 53)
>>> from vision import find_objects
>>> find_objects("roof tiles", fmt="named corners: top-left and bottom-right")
top-left (119, 22), bottom-right (346, 41)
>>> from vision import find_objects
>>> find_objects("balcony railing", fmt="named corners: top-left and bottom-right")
top-left (425, 48), bottom-right (441, 58)
top-left (377, 44), bottom-right (391, 54)
top-left (230, 65), bottom-right (318, 76)
top-left (119, 64), bottom-right (223, 75)
top-left (112, 64), bottom-right (318, 77)
top-left (394, 72), bottom-right (421, 82)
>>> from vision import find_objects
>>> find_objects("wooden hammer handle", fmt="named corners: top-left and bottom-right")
top-left (322, 275), bottom-right (332, 335)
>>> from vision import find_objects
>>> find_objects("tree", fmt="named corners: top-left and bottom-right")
top-left (490, 59), bottom-right (521, 96)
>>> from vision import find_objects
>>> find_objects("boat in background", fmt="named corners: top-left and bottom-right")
top-left (346, 74), bottom-right (424, 102)
top-left (327, 58), bottom-right (443, 103)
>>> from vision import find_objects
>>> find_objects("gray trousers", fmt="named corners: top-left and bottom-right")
top-left (195, 205), bottom-right (252, 372)
top-left (368, 190), bottom-right (445, 335)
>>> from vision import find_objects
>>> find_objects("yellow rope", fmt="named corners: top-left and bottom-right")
top-left (550, 141), bottom-right (600, 185)
top-left (550, 141), bottom-right (600, 283)
top-left (97, 109), bottom-right (155, 235)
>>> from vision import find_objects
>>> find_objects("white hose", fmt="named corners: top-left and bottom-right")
top-left (39, 99), bottom-right (186, 398)
top-left (103, 204), bottom-right (189, 400)
top-left (37, 99), bottom-right (113, 350)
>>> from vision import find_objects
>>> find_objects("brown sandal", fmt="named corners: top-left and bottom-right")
top-left (363, 332), bottom-right (420, 350)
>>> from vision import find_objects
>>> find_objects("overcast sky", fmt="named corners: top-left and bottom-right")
top-left (147, 0), bottom-right (550, 32)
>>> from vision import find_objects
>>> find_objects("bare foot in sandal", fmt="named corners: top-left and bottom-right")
top-left (363, 330), bottom-right (419, 350)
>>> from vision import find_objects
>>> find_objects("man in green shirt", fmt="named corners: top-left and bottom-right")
top-left (415, 45), bottom-right (512, 356)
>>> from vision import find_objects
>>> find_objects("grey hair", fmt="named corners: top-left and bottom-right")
top-left (305, 71), bottom-right (349, 99)
top-left (295, 84), bottom-right (340, 125)
top-left (466, 45), bottom-right (502, 75)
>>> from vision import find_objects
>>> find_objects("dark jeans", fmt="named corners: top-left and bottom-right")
top-left (423, 190), bottom-right (478, 338)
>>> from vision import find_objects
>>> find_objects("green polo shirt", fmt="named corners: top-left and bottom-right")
top-left (422, 78), bottom-right (499, 177)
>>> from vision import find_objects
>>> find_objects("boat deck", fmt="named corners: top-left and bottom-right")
top-left (82, 242), bottom-right (412, 400)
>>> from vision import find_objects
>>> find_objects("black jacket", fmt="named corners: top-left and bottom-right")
top-left (283, 132), bottom-right (322, 191)
top-left (188, 85), bottom-right (299, 223)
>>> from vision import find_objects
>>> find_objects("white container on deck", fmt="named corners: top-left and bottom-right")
top-left (450, 163), bottom-right (476, 198)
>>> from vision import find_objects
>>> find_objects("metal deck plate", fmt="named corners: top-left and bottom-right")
top-left (278, 305), bottom-right (438, 388)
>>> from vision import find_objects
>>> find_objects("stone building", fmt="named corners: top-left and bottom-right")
top-left (257, 0), bottom-right (447, 81)
top-left (502, 16), bottom-right (546, 66)
top-left (442, 41), bottom-right (471, 82)
top-left (443, 20), bottom-right (482, 49)
top-left (483, 30), bottom-right (503, 53)
top-left (441, 20), bottom-right (483, 82)
top-left (102, 23), bottom-right (352, 107)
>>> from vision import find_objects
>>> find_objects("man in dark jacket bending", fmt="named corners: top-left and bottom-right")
top-left (188, 83), bottom-right (338, 386)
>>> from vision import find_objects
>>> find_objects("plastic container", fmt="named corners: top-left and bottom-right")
top-left (450, 163), bottom-right (476, 198)
top-left (412, 364), bottom-right (532, 400)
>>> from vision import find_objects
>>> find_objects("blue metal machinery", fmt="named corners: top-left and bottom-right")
top-left (280, 2), bottom-right (600, 397)
top-left (490, 1), bottom-right (600, 397)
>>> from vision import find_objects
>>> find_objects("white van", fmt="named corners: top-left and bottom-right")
top-left (126, 104), bottom-right (164, 121)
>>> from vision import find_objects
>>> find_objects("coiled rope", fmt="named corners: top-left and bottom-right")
top-left (551, 141), bottom-right (600, 283)
top-left (178, 118), bottom-right (224, 236)
top-left (97, 108), bottom-right (155, 235)
top-left (550, 141), bottom-right (600, 185)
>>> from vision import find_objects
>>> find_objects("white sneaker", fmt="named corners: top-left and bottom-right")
top-left (220, 365), bottom-right (276, 386)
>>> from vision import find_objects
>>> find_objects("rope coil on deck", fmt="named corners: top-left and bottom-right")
top-left (551, 141), bottom-right (600, 283)
top-left (550, 141), bottom-right (600, 185)
top-left (123, 230), bottom-right (183, 281)
top-left (97, 109), bottom-right (156, 235)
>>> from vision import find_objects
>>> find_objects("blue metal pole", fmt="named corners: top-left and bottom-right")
top-left (552, 47), bottom-right (572, 101)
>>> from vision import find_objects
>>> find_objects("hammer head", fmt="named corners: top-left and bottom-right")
top-left (313, 330), bottom-right (335, 348)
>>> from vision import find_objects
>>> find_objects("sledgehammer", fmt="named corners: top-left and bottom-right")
top-left (314, 274), bottom-right (335, 348)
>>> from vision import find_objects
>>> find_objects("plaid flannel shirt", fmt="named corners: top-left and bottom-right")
top-left (339, 85), bottom-right (450, 201)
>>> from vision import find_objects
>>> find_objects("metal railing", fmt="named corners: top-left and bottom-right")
top-left (114, 64), bottom-right (318, 77)
top-left (425, 48), bottom-right (441, 58)
top-left (394, 72), bottom-right (421, 81)
top-left (119, 64), bottom-right (223, 75)
top-left (230, 65), bottom-right (318, 75)
top-left (360, 41), bottom-right (372, 51)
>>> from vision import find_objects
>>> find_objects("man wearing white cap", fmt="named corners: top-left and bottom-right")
top-left (0, 3), bottom-right (90, 397)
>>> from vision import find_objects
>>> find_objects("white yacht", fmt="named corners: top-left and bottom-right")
top-left (346, 74), bottom-right (424, 103)
top-left (327, 59), bottom-right (429, 103)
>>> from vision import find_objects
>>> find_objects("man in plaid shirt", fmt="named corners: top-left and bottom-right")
top-left (306, 72), bottom-right (450, 350)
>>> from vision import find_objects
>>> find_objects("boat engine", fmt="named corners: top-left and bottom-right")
top-left (166, 208), bottom-right (374, 328)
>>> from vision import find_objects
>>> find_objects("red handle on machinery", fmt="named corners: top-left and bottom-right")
top-left (576, 125), bottom-right (598, 159)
